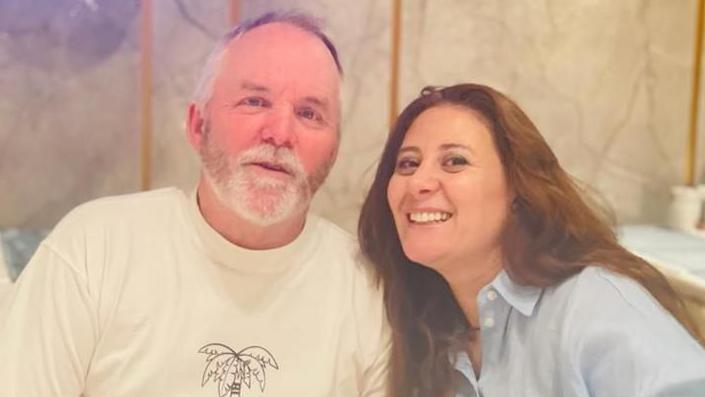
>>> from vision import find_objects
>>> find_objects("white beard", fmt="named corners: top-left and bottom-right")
top-left (201, 143), bottom-right (312, 226)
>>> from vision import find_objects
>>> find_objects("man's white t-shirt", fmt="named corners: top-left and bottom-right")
top-left (0, 188), bottom-right (390, 396)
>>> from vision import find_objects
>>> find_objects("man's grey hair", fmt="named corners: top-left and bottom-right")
top-left (191, 11), bottom-right (343, 113)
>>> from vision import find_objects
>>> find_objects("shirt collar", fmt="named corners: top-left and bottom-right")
top-left (489, 270), bottom-right (543, 317)
top-left (187, 189), bottom-right (320, 274)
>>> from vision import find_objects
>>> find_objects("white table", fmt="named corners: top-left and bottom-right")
top-left (618, 224), bottom-right (705, 304)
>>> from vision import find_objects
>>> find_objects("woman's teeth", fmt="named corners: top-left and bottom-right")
top-left (408, 212), bottom-right (451, 224)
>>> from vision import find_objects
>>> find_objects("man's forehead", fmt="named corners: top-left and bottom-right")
top-left (224, 23), bottom-right (339, 75)
top-left (214, 24), bottom-right (341, 101)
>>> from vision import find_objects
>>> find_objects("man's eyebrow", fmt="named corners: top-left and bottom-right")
top-left (240, 81), bottom-right (270, 92)
top-left (238, 83), bottom-right (330, 110)
top-left (301, 96), bottom-right (330, 110)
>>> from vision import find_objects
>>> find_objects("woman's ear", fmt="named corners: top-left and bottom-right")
top-left (510, 193), bottom-right (521, 213)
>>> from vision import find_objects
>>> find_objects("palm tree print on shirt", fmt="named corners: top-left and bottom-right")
top-left (199, 343), bottom-right (279, 397)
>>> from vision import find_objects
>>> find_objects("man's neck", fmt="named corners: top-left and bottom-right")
top-left (196, 179), bottom-right (307, 250)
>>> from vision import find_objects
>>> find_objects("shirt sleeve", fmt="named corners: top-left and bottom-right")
top-left (353, 266), bottom-right (392, 397)
top-left (359, 330), bottom-right (391, 397)
top-left (0, 243), bottom-right (98, 397)
top-left (571, 270), bottom-right (705, 397)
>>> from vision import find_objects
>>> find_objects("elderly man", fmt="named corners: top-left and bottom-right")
top-left (0, 12), bottom-right (389, 397)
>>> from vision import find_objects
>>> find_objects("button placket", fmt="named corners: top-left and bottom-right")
top-left (480, 288), bottom-right (498, 330)
top-left (486, 289), bottom-right (498, 301)
top-left (477, 284), bottom-right (513, 393)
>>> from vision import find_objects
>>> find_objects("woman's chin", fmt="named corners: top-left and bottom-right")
top-left (404, 250), bottom-right (444, 271)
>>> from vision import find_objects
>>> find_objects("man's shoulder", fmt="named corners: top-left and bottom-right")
top-left (307, 214), bottom-right (355, 246)
top-left (308, 216), bottom-right (389, 369)
top-left (307, 215), bottom-right (367, 269)
top-left (50, 187), bottom-right (188, 237)
top-left (307, 215), bottom-right (381, 296)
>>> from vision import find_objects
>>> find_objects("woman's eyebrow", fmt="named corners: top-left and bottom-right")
top-left (440, 143), bottom-right (474, 154)
top-left (397, 146), bottom-right (420, 156)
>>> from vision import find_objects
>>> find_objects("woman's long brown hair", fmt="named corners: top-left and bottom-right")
top-left (358, 83), bottom-right (705, 397)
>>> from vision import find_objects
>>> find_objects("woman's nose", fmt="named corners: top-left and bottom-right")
top-left (407, 168), bottom-right (440, 199)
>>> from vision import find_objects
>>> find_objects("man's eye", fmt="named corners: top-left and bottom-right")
top-left (297, 107), bottom-right (322, 121)
top-left (238, 97), bottom-right (269, 107)
top-left (394, 158), bottom-right (419, 175)
top-left (442, 155), bottom-right (469, 172)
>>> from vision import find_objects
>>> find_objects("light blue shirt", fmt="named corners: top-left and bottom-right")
top-left (453, 267), bottom-right (705, 397)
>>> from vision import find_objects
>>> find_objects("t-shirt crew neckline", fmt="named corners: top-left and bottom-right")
top-left (187, 190), bottom-right (320, 275)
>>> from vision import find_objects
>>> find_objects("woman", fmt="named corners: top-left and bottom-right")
top-left (358, 84), bottom-right (705, 397)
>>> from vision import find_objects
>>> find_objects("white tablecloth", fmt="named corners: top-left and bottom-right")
top-left (618, 225), bottom-right (705, 302)
top-left (619, 225), bottom-right (705, 277)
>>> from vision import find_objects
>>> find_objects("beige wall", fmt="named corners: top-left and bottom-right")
top-left (1, 0), bottom-right (702, 232)
top-left (399, 0), bottom-right (703, 225)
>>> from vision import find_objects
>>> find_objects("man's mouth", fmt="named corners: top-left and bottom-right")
top-left (246, 161), bottom-right (292, 175)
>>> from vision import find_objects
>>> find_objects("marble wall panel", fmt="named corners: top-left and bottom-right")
top-left (0, 0), bottom-right (141, 228)
top-left (399, 0), bottom-right (701, 224)
top-left (150, 0), bottom-right (227, 192)
top-left (2, 0), bottom-right (702, 232)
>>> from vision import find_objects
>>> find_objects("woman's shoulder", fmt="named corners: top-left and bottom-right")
top-left (549, 266), bottom-right (661, 316)
top-left (544, 266), bottom-right (699, 348)
top-left (539, 267), bottom-right (705, 393)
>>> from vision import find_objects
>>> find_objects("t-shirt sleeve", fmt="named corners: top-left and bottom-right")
top-left (359, 326), bottom-right (391, 397)
top-left (0, 243), bottom-right (98, 397)
top-left (353, 269), bottom-right (392, 397)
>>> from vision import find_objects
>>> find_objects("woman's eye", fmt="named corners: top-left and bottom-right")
top-left (395, 158), bottom-right (419, 175)
top-left (442, 155), bottom-right (469, 172)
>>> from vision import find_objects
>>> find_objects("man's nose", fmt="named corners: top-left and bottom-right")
top-left (260, 106), bottom-right (296, 147)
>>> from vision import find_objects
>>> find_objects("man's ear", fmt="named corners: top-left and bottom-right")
top-left (186, 103), bottom-right (206, 151)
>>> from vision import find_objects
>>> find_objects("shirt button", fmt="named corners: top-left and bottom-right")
top-left (487, 289), bottom-right (498, 301)
top-left (483, 317), bottom-right (495, 328)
